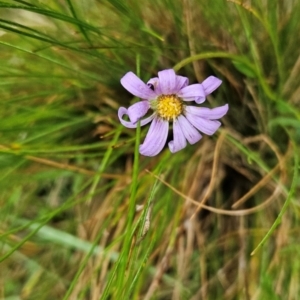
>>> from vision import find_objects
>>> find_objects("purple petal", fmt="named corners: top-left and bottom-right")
top-left (185, 104), bottom-right (229, 120)
top-left (147, 77), bottom-right (162, 94)
top-left (127, 101), bottom-right (150, 123)
top-left (168, 118), bottom-right (187, 153)
top-left (177, 115), bottom-right (202, 144)
top-left (177, 84), bottom-right (206, 104)
top-left (173, 75), bottom-right (189, 92)
top-left (118, 107), bottom-right (155, 128)
top-left (202, 76), bottom-right (222, 95)
top-left (157, 69), bottom-right (177, 94)
top-left (147, 77), bottom-right (159, 88)
top-left (139, 118), bottom-right (169, 156)
top-left (147, 77), bottom-right (158, 88)
top-left (185, 113), bottom-right (221, 135)
top-left (121, 72), bottom-right (157, 99)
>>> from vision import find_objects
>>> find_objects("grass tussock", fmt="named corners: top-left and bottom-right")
top-left (0, 0), bottom-right (300, 299)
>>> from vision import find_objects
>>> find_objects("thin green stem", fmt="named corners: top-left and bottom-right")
top-left (251, 145), bottom-right (299, 256)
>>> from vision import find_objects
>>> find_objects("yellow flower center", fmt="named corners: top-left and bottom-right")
top-left (156, 94), bottom-right (183, 120)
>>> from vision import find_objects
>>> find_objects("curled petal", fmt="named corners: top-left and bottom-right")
top-left (127, 101), bottom-right (150, 123)
top-left (185, 104), bottom-right (229, 120)
top-left (147, 77), bottom-right (162, 94)
top-left (121, 72), bottom-right (156, 99)
top-left (201, 76), bottom-right (222, 95)
top-left (168, 118), bottom-right (187, 153)
top-left (157, 69), bottom-right (177, 94)
top-left (139, 118), bottom-right (169, 156)
top-left (177, 84), bottom-right (206, 104)
top-left (185, 113), bottom-right (221, 135)
top-left (118, 107), bottom-right (155, 128)
top-left (177, 115), bottom-right (202, 144)
top-left (147, 77), bottom-right (158, 88)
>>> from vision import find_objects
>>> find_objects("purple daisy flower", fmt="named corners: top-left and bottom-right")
top-left (118, 69), bottom-right (228, 156)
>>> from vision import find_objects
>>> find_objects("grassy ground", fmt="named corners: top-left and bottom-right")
top-left (1, 0), bottom-right (300, 299)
